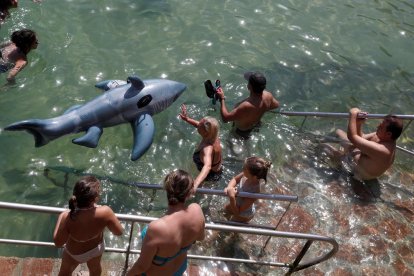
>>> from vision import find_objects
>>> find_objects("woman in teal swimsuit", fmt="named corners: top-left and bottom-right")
top-left (127, 170), bottom-right (205, 276)
top-left (53, 176), bottom-right (124, 276)
top-left (179, 104), bottom-right (223, 190)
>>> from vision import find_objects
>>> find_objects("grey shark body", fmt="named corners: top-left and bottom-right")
top-left (5, 76), bottom-right (186, 160)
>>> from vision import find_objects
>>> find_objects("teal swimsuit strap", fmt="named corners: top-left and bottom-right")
top-left (152, 244), bottom-right (192, 266)
top-left (141, 225), bottom-right (192, 267)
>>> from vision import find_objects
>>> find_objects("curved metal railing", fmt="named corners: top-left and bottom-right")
top-left (0, 201), bottom-right (338, 275)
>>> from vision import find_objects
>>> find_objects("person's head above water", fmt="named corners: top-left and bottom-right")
top-left (163, 169), bottom-right (194, 205)
top-left (0, 0), bottom-right (18, 20)
top-left (244, 71), bottom-right (267, 94)
top-left (69, 176), bottom-right (100, 219)
top-left (243, 156), bottom-right (272, 182)
top-left (197, 116), bottom-right (219, 142)
top-left (11, 29), bottom-right (38, 54)
top-left (378, 115), bottom-right (404, 141)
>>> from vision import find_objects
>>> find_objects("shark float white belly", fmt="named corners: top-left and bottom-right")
top-left (5, 76), bottom-right (186, 161)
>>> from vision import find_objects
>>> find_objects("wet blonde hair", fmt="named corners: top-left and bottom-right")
top-left (200, 116), bottom-right (219, 142)
top-left (244, 156), bottom-right (272, 182)
top-left (163, 170), bottom-right (193, 205)
top-left (68, 176), bottom-right (100, 219)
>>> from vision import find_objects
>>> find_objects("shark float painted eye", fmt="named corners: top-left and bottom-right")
top-left (137, 95), bottom-right (152, 108)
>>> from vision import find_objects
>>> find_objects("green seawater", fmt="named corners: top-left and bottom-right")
top-left (0, 0), bottom-right (413, 274)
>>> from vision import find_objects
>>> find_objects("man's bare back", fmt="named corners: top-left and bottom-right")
top-left (232, 90), bottom-right (278, 130)
top-left (216, 72), bottom-right (279, 136)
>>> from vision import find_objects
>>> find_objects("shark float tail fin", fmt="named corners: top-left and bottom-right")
top-left (4, 120), bottom-right (51, 147)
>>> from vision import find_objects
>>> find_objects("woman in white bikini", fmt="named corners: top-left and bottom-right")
top-left (53, 176), bottom-right (123, 276)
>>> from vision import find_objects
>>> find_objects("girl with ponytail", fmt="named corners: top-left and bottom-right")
top-left (224, 156), bottom-right (272, 222)
top-left (53, 176), bottom-right (123, 276)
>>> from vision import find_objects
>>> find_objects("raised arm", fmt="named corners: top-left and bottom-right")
top-left (347, 108), bottom-right (388, 157)
top-left (216, 87), bottom-right (251, 122)
top-left (347, 108), bottom-right (364, 141)
top-left (179, 104), bottom-right (199, 127)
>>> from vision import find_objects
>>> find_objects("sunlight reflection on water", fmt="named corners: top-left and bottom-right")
top-left (0, 0), bottom-right (413, 274)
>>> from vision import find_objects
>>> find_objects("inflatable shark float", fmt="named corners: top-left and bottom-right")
top-left (5, 76), bottom-right (186, 161)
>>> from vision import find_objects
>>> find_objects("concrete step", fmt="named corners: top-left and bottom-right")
top-left (0, 256), bottom-right (238, 276)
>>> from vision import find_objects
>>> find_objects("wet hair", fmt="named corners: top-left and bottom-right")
top-left (11, 29), bottom-right (37, 54)
top-left (248, 72), bottom-right (266, 94)
top-left (0, 0), bottom-right (17, 21)
top-left (384, 115), bottom-right (403, 140)
top-left (200, 116), bottom-right (219, 142)
top-left (244, 156), bottom-right (272, 182)
top-left (163, 170), bottom-right (193, 205)
top-left (68, 176), bottom-right (100, 219)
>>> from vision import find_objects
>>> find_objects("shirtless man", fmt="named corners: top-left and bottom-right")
top-left (216, 72), bottom-right (279, 139)
top-left (335, 107), bottom-right (403, 180)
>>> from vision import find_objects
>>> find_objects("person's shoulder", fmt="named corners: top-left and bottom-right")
top-left (96, 205), bottom-right (116, 217)
top-left (380, 140), bottom-right (397, 151)
top-left (147, 219), bottom-right (169, 237)
top-left (59, 210), bottom-right (70, 219)
top-left (187, 203), bottom-right (204, 215)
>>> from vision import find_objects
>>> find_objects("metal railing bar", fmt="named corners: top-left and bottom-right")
top-left (0, 239), bottom-right (289, 267)
top-left (280, 111), bottom-right (414, 156)
top-left (0, 201), bottom-right (334, 244)
top-left (0, 201), bottom-right (336, 242)
top-left (0, 239), bottom-right (54, 247)
top-left (197, 188), bottom-right (298, 202)
top-left (44, 166), bottom-right (298, 202)
top-left (396, 146), bottom-right (414, 155)
top-left (279, 111), bottom-right (414, 120)
top-left (0, 201), bottom-right (338, 272)
top-left (211, 220), bottom-right (276, 230)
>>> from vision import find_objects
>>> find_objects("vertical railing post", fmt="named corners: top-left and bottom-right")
top-left (299, 116), bottom-right (308, 130)
top-left (260, 202), bottom-right (293, 256)
top-left (286, 240), bottom-right (313, 275)
top-left (122, 221), bottom-right (135, 275)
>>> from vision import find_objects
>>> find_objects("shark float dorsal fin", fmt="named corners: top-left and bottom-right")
top-left (128, 76), bottom-right (145, 91)
top-left (130, 113), bottom-right (155, 161)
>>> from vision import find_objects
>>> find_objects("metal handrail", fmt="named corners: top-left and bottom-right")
top-left (0, 201), bottom-right (338, 275)
top-left (279, 110), bottom-right (414, 156)
top-left (279, 110), bottom-right (414, 120)
top-left (44, 166), bottom-right (298, 202)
